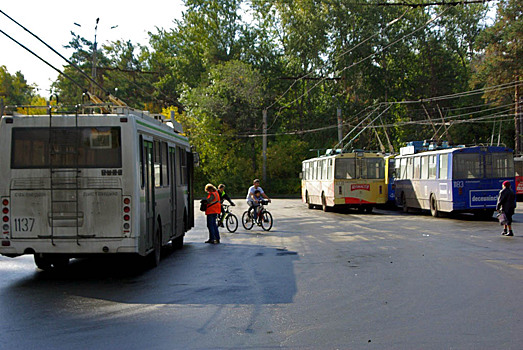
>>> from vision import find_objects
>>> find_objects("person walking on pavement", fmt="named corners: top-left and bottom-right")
top-left (496, 180), bottom-right (516, 236)
top-left (204, 184), bottom-right (222, 244)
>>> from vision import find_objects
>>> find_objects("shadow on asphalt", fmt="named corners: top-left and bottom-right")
top-left (2, 242), bottom-right (299, 306)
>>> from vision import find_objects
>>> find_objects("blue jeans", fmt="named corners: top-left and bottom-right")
top-left (206, 213), bottom-right (220, 241)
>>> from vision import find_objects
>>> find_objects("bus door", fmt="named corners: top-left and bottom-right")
top-left (143, 140), bottom-right (155, 248)
top-left (169, 147), bottom-right (178, 236)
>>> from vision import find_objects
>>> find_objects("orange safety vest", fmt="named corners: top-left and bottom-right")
top-left (205, 190), bottom-right (221, 215)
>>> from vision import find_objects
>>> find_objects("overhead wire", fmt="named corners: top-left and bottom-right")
top-left (0, 9), bottom-right (111, 96)
top-left (0, 28), bottom-right (87, 92)
top-left (266, 4), bottom-right (453, 132)
top-left (193, 77), bottom-right (519, 139)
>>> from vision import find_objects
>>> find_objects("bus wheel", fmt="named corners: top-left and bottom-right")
top-left (365, 206), bottom-right (373, 214)
top-left (321, 193), bottom-right (330, 212)
top-left (34, 253), bottom-right (52, 271)
top-left (148, 229), bottom-right (161, 268)
top-left (401, 193), bottom-right (409, 213)
top-left (306, 191), bottom-right (314, 209)
top-left (34, 254), bottom-right (69, 270)
top-left (430, 195), bottom-right (440, 217)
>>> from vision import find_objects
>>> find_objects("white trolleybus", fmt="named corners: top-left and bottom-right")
top-left (301, 150), bottom-right (387, 213)
top-left (0, 106), bottom-right (195, 269)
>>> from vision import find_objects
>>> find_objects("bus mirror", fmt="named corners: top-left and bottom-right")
top-left (193, 152), bottom-right (200, 167)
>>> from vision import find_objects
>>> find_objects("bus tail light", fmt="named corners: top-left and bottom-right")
top-left (122, 196), bottom-right (131, 234)
top-left (1, 197), bottom-right (9, 236)
top-left (458, 188), bottom-right (463, 195)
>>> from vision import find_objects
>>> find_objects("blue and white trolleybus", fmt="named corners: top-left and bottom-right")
top-left (394, 141), bottom-right (514, 218)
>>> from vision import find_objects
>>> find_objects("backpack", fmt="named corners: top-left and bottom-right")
top-left (199, 199), bottom-right (207, 212)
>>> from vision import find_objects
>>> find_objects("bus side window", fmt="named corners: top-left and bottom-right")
top-left (421, 156), bottom-right (429, 179)
top-left (413, 156), bottom-right (421, 179)
top-left (439, 154), bottom-right (448, 179)
top-left (139, 135), bottom-right (144, 188)
top-left (154, 141), bottom-right (161, 187)
top-left (162, 142), bottom-right (169, 186)
top-left (178, 147), bottom-right (187, 185)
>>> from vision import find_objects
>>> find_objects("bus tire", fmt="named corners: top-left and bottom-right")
top-left (321, 193), bottom-right (330, 212)
top-left (306, 191), bottom-right (314, 209)
top-left (365, 206), bottom-right (373, 214)
top-left (147, 228), bottom-right (161, 268)
top-left (34, 253), bottom-right (69, 271)
top-left (430, 195), bottom-right (440, 217)
top-left (34, 253), bottom-right (52, 271)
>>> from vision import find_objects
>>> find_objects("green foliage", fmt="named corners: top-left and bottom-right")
top-left (0, 66), bottom-right (34, 106)
top-left (5, 0), bottom-right (516, 195)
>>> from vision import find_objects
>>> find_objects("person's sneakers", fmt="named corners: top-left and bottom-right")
top-left (213, 240), bottom-right (220, 244)
top-left (502, 230), bottom-right (508, 235)
top-left (506, 231), bottom-right (514, 236)
top-left (205, 240), bottom-right (213, 243)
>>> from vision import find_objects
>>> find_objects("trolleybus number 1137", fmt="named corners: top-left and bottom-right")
top-left (13, 217), bottom-right (35, 232)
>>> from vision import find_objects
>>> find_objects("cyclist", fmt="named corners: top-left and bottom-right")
top-left (246, 178), bottom-right (271, 221)
top-left (217, 184), bottom-right (235, 227)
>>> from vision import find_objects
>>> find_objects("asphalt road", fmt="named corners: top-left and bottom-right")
top-left (0, 199), bottom-right (521, 350)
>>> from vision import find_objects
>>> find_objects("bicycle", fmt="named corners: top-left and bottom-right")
top-left (242, 200), bottom-right (273, 231)
top-left (217, 204), bottom-right (238, 233)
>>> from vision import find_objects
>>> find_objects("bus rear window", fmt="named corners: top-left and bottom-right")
top-left (12, 127), bottom-right (122, 169)
top-left (453, 153), bottom-right (482, 179)
top-left (335, 158), bottom-right (356, 179)
top-left (486, 153), bottom-right (514, 178)
top-left (362, 158), bottom-right (384, 179)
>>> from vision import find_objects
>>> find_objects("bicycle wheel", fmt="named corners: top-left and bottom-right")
top-left (260, 210), bottom-right (273, 231)
top-left (242, 211), bottom-right (254, 230)
top-left (226, 213), bottom-right (238, 233)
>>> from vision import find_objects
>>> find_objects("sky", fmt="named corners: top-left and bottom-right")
top-left (0, 1), bottom-right (185, 96)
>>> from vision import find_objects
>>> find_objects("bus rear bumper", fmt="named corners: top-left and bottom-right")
top-left (0, 238), bottom-right (139, 257)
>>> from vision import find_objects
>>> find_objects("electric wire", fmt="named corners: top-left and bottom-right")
top-left (0, 28), bottom-right (87, 92)
top-left (0, 9), bottom-right (111, 96)
top-left (266, 4), bottom-right (453, 131)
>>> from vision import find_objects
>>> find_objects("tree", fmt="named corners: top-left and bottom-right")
top-left (473, 0), bottom-right (522, 151)
top-left (180, 60), bottom-right (266, 192)
top-left (0, 66), bottom-right (34, 106)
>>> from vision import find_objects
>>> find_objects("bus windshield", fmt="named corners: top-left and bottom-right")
top-left (335, 158), bottom-right (384, 179)
top-left (12, 127), bottom-right (122, 169)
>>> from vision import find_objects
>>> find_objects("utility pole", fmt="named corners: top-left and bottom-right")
top-left (91, 18), bottom-right (99, 94)
top-left (516, 76), bottom-right (521, 154)
top-left (337, 107), bottom-right (343, 148)
top-left (262, 109), bottom-right (267, 183)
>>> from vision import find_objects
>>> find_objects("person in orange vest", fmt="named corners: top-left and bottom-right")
top-left (204, 184), bottom-right (222, 244)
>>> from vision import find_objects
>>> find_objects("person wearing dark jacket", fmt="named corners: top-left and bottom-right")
top-left (217, 184), bottom-right (235, 227)
top-left (496, 180), bottom-right (516, 236)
